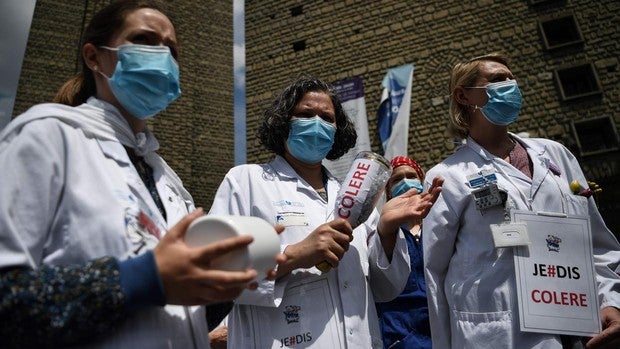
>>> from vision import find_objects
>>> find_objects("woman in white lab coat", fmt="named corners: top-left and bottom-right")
top-left (422, 52), bottom-right (620, 349)
top-left (209, 76), bottom-right (443, 348)
top-left (0, 1), bottom-right (259, 347)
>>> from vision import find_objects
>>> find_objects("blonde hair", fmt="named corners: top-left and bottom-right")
top-left (54, 72), bottom-right (92, 106)
top-left (447, 52), bottom-right (509, 139)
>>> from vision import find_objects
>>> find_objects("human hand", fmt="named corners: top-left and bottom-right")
top-left (208, 326), bottom-right (228, 349)
top-left (277, 219), bottom-right (353, 276)
top-left (583, 306), bottom-right (620, 349)
top-left (378, 176), bottom-right (444, 236)
top-left (154, 208), bottom-right (259, 305)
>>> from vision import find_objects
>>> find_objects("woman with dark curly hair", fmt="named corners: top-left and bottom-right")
top-left (257, 76), bottom-right (357, 161)
top-left (209, 76), bottom-right (443, 348)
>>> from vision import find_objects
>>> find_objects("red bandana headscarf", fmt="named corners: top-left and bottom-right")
top-left (390, 155), bottom-right (424, 180)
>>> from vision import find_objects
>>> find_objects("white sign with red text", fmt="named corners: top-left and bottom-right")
top-left (513, 210), bottom-right (601, 336)
top-left (334, 154), bottom-right (389, 229)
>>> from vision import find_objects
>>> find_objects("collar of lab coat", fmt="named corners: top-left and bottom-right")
top-left (511, 135), bottom-right (559, 200)
top-left (465, 132), bottom-right (550, 162)
top-left (501, 133), bottom-right (556, 178)
top-left (466, 133), bottom-right (557, 203)
top-left (4, 97), bottom-right (193, 226)
top-left (269, 155), bottom-right (301, 181)
top-left (270, 155), bottom-right (337, 183)
top-left (269, 155), bottom-right (339, 203)
top-left (3, 97), bottom-right (160, 156)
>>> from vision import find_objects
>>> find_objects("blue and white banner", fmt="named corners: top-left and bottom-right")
top-left (322, 77), bottom-right (370, 181)
top-left (377, 63), bottom-right (414, 161)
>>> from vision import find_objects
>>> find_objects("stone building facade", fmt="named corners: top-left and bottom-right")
top-left (12, 0), bottom-right (620, 233)
top-left (244, 0), bottom-right (620, 234)
top-left (13, 0), bottom-right (234, 210)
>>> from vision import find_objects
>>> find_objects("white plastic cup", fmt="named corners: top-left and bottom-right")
top-left (184, 215), bottom-right (281, 280)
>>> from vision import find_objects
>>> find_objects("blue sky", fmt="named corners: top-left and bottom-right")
top-left (233, 0), bottom-right (246, 165)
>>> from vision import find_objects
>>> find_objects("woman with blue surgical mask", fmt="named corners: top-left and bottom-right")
top-left (423, 52), bottom-right (620, 349)
top-left (82, 3), bottom-right (181, 126)
top-left (0, 1), bottom-right (266, 347)
top-left (375, 155), bottom-right (433, 349)
top-left (209, 76), bottom-right (443, 348)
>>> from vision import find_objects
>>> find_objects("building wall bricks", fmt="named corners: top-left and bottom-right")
top-left (245, 0), bottom-right (619, 233)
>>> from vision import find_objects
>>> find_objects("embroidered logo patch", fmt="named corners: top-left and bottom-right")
top-left (546, 235), bottom-right (562, 252)
top-left (283, 305), bottom-right (301, 324)
top-left (273, 200), bottom-right (304, 208)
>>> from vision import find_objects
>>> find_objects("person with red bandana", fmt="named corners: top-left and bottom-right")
top-left (375, 155), bottom-right (432, 349)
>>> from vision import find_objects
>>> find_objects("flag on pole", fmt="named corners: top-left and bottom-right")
top-left (377, 63), bottom-right (414, 161)
top-left (323, 76), bottom-right (371, 180)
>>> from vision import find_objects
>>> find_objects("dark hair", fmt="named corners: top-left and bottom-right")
top-left (258, 76), bottom-right (357, 160)
top-left (54, 0), bottom-right (171, 106)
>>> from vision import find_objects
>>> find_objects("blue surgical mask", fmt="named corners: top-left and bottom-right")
top-left (286, 116), bottom-right (336, 163)
top-left (99, 44), bottom-right (181, 119)
top-left (391, 178), bottom-right (424, 198)
top-left (474, 80), bottom-right (522, 126)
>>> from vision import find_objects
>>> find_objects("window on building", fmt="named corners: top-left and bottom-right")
top-left (528, 0), bottom-right (565, 5)
top-left (571, 116), bottom-right (619, 156)
top-left (291, 5), bottom-right (303, 17)
top-left (539, 14), bottom-right (583, 50)
top-left (293, 40), bottom-right (306, 52)
top-left (554, 63), bottom-right (602, 101)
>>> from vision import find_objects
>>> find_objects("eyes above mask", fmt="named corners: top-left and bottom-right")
top-left (286, 116), bottom-right (336, 164)
top-left (390, 178), bottom-right (424, 198)
top-left (99, 44), bottom-right (181, 119)
top-left (470, 79), bottom-right (522, 126)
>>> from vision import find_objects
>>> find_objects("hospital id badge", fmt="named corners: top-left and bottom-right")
top-left (275, 212), bottom-right (308, 227)
top-left (472, 182), bottom-right (505, 211)
top-left (490, 222), bottom-right (530, 247)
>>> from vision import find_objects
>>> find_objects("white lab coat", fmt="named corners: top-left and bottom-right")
top-left (209, 155), bottom-right (411, 348)
top-left (422, 135), bottom-right (620, 349)
top-left (0, 98), bottom-right (209, 349)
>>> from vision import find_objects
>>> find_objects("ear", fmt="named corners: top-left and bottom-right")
top-left (453, 86), bottom-right (470, 106)
top-left (82, 43), bottom-right (99, 72)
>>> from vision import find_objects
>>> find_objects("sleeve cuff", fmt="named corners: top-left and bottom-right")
top-left (119, 251), bottom-right (166, 311)
top-left (370, 227), bottom-right (406, 269)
